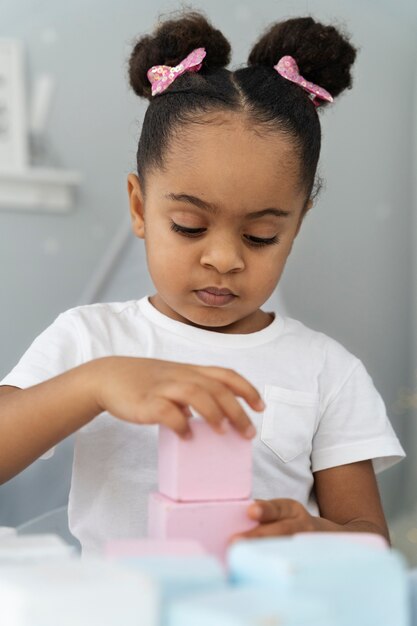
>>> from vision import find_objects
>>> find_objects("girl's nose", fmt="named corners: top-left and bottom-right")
top-left (200, 236), bottom-right (245, 274)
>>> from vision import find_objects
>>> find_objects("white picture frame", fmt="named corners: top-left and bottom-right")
top-left (0, 38), bottom-right (29, 171)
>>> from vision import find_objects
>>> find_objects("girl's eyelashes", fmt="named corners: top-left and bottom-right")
top-left (169, 220), bottom-right (280, 248)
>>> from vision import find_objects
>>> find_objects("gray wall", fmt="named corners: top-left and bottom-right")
top-left (0, 0), bottom-right (416, 547)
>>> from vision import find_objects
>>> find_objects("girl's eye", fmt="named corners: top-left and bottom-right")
top-left (169, 221), bottom-right (280, 248)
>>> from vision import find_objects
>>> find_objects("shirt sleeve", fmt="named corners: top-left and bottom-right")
top-left (311, 353), bottom-right (406, 475)
top-left (0, 309), bottom-right (84, 459)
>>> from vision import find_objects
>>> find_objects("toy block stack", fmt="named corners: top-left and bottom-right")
top-left (147, 417), bottom-right (258, 561)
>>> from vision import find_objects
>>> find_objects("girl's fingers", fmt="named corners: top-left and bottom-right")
top-left (139, 364), bottom-right (264, 439)
top-left (159, 382), bottom-right (230, 436)
top-left (247, 499), bottom-right (302, 524)
top-left (200, 378), bottom-right (257, 438)
top-left (177, 403), bottom-right (193, 418)
top-left (229, 520), bottom-right (297, 544)
top-left (247, 499), bottom-right (281, 523)
top-left (145, 396), bottom-right (192, 438)
top-left (195, 365), bottom-right (265, 413)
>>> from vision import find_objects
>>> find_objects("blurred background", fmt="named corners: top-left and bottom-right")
top-left (0, 0), bottom-right (416, 563)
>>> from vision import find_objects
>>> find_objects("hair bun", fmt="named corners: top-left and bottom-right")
top-left (248, 16), bottom-right (358, 101)
top-left (128, 9), bottom-right (231, 100)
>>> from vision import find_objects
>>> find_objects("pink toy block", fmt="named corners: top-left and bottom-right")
top-left (158, 417), bottom-right (252, 501)
top-left (105, 538), bottom-right (206, 559)
top-left (148, 492), bottom-right (257, 562)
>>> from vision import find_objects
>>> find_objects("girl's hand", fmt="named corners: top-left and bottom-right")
top-left (229, 498), bottom-right (317, 542)
top-left (91, 356), bottom-right (264, 439)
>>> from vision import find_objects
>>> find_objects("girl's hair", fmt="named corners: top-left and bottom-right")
top-left (127, 8), bottom-right (358, 209)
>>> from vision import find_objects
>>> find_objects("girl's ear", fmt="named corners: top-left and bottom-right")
top-left (127, 173), bottom-right (145, 239)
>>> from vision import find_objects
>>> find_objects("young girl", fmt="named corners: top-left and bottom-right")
top-left (0, 10), bottom-right (406, 556)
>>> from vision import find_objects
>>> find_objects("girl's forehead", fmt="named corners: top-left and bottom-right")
top-left (168, 113), bottom-right (297, 168)
top-left (154, 118), bottom-right (303, 209)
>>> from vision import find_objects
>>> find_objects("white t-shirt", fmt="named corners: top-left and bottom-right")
top-left (0, 296), bottom-right (406, 555)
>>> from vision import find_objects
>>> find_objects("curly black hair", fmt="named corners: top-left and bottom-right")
top-left (127, 8), bottom-right (358, 208)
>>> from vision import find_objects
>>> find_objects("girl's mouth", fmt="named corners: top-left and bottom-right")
top-left (194, 290), bottom-right (236, 306)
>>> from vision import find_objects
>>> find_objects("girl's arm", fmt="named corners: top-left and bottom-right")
top-left (0, 360), bottom-right (102, 485)
top-left (312, 460), bottom-right (390, 541)
top-left (229, 460), bottom-right (391, 545)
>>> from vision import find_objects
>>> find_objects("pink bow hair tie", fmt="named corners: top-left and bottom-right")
top-left (274, 55), bottom-right (333, 107)
top-left (147, 47), bottom-right (207, 96)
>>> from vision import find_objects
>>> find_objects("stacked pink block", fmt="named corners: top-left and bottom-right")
top-left (148, 418), bottom-right (258, 561)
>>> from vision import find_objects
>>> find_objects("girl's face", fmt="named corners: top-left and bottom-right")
top-left (128, 112), bottom-right (312, 334)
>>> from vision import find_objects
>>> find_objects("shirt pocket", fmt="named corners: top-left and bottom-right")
top-left (260, 384), bottom-right (319, 463)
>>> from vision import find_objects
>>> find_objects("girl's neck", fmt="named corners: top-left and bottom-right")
top-left (148, 294), bottom-right (275, 334)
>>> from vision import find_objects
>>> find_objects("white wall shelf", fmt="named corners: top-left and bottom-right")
top-left (0, 167), bottom-right (81, 213)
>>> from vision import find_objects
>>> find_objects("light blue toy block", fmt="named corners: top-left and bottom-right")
top-left (228, 536), bottom-right (410, 626)
top-left (115, 553), bottom-right (227, 625)
top-left (167, 586), bottom-right (337, 626)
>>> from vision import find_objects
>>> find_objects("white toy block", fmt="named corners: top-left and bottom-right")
top-left (0, 533), bottom-right (74, 563)
top-left (158, 417), bottom-right (252, 501)
top-left (0, 556), bottom-right (159, 626)
top-left (148, 492), bottom-right (257, 562)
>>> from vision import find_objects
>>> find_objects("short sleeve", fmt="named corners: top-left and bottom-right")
top-left (311, 357), bottom-right (406, 474)
top-left (0, 310), bottom-right (83, 459)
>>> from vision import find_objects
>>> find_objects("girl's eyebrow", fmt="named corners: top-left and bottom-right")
top-left (164, 192), bottom-right (292, 219)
